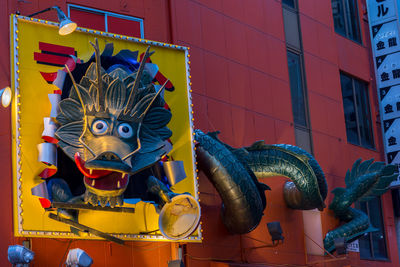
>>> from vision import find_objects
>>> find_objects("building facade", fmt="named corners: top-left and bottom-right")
top-left (0, 0), bottom-right (399, 266)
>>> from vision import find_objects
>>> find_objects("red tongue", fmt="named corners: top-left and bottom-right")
top-left (74, 152), bottom-right (112, 178)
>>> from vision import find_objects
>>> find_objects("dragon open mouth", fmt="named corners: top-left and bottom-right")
top-left (75, 152), bottom-right (130, 207)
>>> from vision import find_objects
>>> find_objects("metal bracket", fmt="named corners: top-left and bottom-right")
top-left (48, 213), bottom-right (124, 245)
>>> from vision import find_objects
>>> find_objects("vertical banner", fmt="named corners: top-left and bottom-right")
top-left (367, 0), bottom-right (400, 186)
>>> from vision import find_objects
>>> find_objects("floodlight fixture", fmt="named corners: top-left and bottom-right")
top-left (267, 221), bottom-right (284, 244)
top-left (28, 6), bottom-right (77, 35)
top-left (0, 86), bottom-right (11, 107)
top-left (66, 248), bottom-right (93, 267)
top-left (8, 245), bottom-right (34, 266)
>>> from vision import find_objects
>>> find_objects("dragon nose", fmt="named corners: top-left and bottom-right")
top-left (96, 152), bottom-right (122, 162)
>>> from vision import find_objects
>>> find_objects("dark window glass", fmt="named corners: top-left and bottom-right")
top-left (287, 52), bottom-right (307, 127)
top-left (332, 0), bottom-right (346, 36)
top-left (340, 73), bottom-right (374, 148)
top-left (282, 0), bottom-right (295, 8)
top-left (283, 8), bottom-right (301, 49)
top-left (355, 81), bottom-right (374, 148)
top-left (331, 0), bottom-right (361, 43)
top-left (356, 197), bottom-right (388, 260)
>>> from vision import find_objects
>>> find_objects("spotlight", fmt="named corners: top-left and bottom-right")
top-left (267, 221), bottom-right (284, 244)
top-left (27, 6), bottom-right (77, 35)
top-left (66, 248), bottom-right (93, 267)
top-left (0, 86), bottom-right (11, 107)
top-left (334, 237), bottom-right (347, 255)
top-left (8, 245), bottom-right (34, 265)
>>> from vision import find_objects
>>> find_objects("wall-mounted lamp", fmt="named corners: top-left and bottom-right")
top-left (66, 248), bottom-right (93, 267)
top-left (267, 221), bottom-right (284, 244)
top-left (27, 6), bottom-right (77, 35)
top-left (0, 86), bottom-right (12, 108)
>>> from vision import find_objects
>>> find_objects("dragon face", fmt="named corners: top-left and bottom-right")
top-left (55, 42), bottom-right (172, 206)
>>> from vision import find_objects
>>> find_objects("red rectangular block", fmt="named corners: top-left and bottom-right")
top-left (34, 52), bottom-right (70, 67)
top-left (39, 42), bottom-right (75, 56)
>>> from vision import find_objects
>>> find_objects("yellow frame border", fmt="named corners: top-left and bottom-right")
top-left (10, 14), bottom-right (202, 242)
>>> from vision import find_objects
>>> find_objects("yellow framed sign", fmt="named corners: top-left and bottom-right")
top-left (11, 14), bottom-right (201, 242)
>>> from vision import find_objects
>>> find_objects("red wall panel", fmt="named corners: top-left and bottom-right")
top-left (107, 16), bottom-right (141, 38)
top-left (0, 0), bottom-right (398, 266)
top-left (70, 8), bottom-right (106, 31)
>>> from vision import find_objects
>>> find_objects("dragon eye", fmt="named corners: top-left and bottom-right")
top-left (92, 120), bottom-right (108, 135)
top-left (118, 123), bottom-right (133, 138)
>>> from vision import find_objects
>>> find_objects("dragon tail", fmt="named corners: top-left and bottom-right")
top-left (324, 207), bottom-right (375, 252)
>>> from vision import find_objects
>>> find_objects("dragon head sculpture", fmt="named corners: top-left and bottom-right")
top-left (55, 40), bottom-right (172, 207)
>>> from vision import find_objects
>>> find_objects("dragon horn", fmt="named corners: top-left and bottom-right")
top-left (123, 46), bottom-right (154, 115)
top-left (65, 64), bottom-right (86, 115)
top-left (138, 80), bottom-right (169, 122)
top-left (89, 38), bottom-right (105, 112)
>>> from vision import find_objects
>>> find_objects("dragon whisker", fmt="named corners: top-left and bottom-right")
top-left (122, 124), bottom-right (142, 161)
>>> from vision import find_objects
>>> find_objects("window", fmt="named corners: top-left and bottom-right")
top-left (287, 52), bottom-right (307, 127)
top-left (340, 73), bottom-right (374, 148)
top-left (283, 1), bottom-right (313, 154)
top-left (331, 0), bottom-right (362, 43)
top-left (356, 197), bottom-right (388, 260)
top-left (67, 4), bottom-right (144, 38)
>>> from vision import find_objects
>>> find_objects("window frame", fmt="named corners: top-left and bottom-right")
top-left (331, 0), bottom-right (362, 43)
top-left (340, 72), bottom-right (375, 149)
top-left (67, 4), bottom-right (144, 38)
top-left (356, 197), bottom-right (389, 261)
top-left (283, 1), bottom-right (314, 154)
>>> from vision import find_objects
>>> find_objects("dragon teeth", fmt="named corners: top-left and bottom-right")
top-left (116, 196), bottom-right (124, 206)
top-left (117, 181), bottom-right (121, 188)
top-left (109, 197), bottom-right (117, 208)
top-left (99, 196), bottom-right (108, 207)
top-left (88, 193), bottom-right (98, 206)
top-left (83, 190), bottom-right (90, 203)
top-left (91, 179), bottom-right (95, 186)
top-left (89, 169), bottom-right (93, 175)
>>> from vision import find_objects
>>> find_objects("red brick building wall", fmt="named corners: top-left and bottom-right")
top-left (0, 0), bottom-right (398, 266)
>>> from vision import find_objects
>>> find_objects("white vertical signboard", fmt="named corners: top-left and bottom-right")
top-left (367, 0), bottom-right (400, 186)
